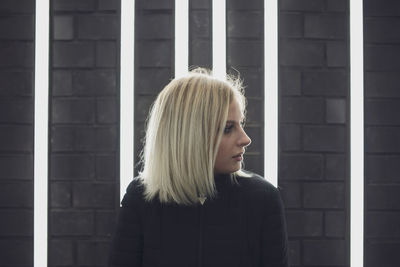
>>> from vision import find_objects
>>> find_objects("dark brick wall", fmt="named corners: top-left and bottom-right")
top-left (278, 1), bottom-right (350, 266)
top-left (364, 1), bottom-right (400, 267)
top-left (0, 0), bottom-right (35, 266)
top-left (49, 0), bottom-right (120, 266)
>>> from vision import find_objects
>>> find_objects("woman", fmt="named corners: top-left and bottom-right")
top-left (109, 68), bottom-right (289, 267)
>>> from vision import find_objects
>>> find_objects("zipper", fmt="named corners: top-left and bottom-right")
top-left (198, 199), bottom-right (205, 267)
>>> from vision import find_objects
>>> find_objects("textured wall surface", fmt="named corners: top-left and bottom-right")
top-left (1, 0), bottom-right (400, 266)
top-left (279, 0), bottom-right (349, 266)
top-left (0, 0), bottom-right (35, 265)
top-left (364, 1), bottom-right (400, 267)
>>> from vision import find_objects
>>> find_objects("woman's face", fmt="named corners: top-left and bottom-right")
top-left (214, 99), bottom-right (252, 174)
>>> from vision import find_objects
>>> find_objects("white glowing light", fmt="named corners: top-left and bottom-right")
top-left (212, 0), bottom-right (226, 79)
top-left (175, 0), bottom-right (189, 77)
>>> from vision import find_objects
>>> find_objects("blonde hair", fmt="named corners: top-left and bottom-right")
top-left (138, 68), bottom-right (248, 205)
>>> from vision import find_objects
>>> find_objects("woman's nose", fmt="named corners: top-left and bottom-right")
top-left (239, 128), bottom-right (252, 147)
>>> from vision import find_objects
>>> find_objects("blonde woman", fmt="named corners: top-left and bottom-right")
top-left (109, 68), bottom-right (289, 267)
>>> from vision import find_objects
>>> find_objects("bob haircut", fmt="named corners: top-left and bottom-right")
top-left (138, 68), bottom-right (249, 205)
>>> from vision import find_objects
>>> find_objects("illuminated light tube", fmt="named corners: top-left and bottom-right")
top-left (34, 0), bottom-right (49, 266)
top-left (120, 0), bottom-right (135, 202)
top-left (264, 0), bottom-right (278, 187)
top-left (174, 0), bottom-right (189, 77)
top-left (212, 0), bottom-right (226, 79)
top-left (350, 0), bottom-right (364, 266)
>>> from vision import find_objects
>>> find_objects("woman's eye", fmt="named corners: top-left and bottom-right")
top-left (224, 125), bottom-right (234, 134)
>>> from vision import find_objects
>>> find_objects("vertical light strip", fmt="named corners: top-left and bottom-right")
top-left (120, 0), bottom-right (135, 202)
top-left (174, 0), bottom-right (189, 77)
top-left (350, 0), bottom-right (364, 266)
top-left (264, 0), bottom-right (278, 187)
top-left (212, 0), bottom-right (226, 79)
top-left (34, 0), bottom-right (49, 266)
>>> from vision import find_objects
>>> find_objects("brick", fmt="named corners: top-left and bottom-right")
top-left (246, 98), bottom-right (263, 123)
top-left (0, 0), bottom-right (34, 13)
top-left (96, 154), bottom-right (116, 180)
top-left (73, 70), bottom-right (117, 96)
top-left (303, 70), bottom-right (347, 96)
top-left (366, 99), bottom-right (400, 125)
top-left (137, 40), bottom-right (172, 67)
top-left (366, 211), bottom-right (400, 238)
top-left (280, 124), bottom-right (301, 151)
top-left (365, 240), bottom-right (400, 267)
top-left (326, 154), bottom-right (347, 180)
top-left (137, 13), bottom-right (173, 39)
top-left (96, 41), bottom-right (117, 67)
top-left (0, 155), bottom-right (33, 180)
top-left (98, 0), bottom-right (119, 11)
top-left (280, 70), bottom-right (301, 96)
top-left (227, 0), bottom-right (263, 10)
top-left (0, 125), bottom-right (32, 152)
top-left (52, 70), bottom-right (72, 96)
top-left (0, 15), bottom-right (34, 40)
top-left (0, 71), bottom-right (32, 96)
top-left (0, 182), bottom-right (33, 207)
top-left (51, 126), bottom-right (118, 152)
top-left (303, 240), bottom-right (346, 265)
top-left (364, 0), bottom-right (400, 16)
top-left (242, 153), bottom-right (263, 175)
top-left (366, 155), bottom-right (400, 183)
top-left (286, 211), bottom-right (323, 236)
top-left (227, 41), bottom-right (263, 67)
top-left (53, 0), bottom-right (96, 11)
top-left (227, 11), bottom-right (262, 38)
top-left (231, 67), bottom-right (262, 98)
top-left (304, 14), bottom-right (346, 39)
top-left (50, 182), bottom-right (71, 207)
top-left (280, 41), bottom-right (324, 67)
top-left (365, 45), bottom-right (400, 71)
top-left (136, 95), bottom-right (157, 122)
top-left (327, 41), bottom-right (348, 67)
top-left (78, 15), bottom-right (118, 40)
top-left (0, 210), bottom-right (32, 236)
top-left (367, 185), bottom-right (400, 210)
top-left (53, 42), bottom-right (95, 68)
top-left (136, 0), bottom-right (173, 9)
top-left (0, 42), bottom-right (33, 67)
top-left (279, 13), bottom-right (303, 38)
top-left (281, 97), bottom-right (324, 123)
top-left (77, 240), bottom-right (110, 266)
top-left (326, 0), bottom-right (347, 12)
top-left (303, 126), bottom-right (347, 152)
top-left (0, 99), bottom-right (33, 123)
top-left (366, 127), bottom-right (400, 153)
top-left (136, 68), bottom-right (172, 94)
top-left (288, 240), bottom-right (300, 266)
top-left (190, 0), bottom-right (210, 9)
top-left (326, 98), bottom-right (346, 124)
top-left (53, 15), bottom-right (73, 40)
top-left (280, 0), bottom-right (324, 11)
top-left (0, 239), bottom-right (33, 266)
top-left (365, 18), bottom-right (400, 43)
top-left (243, 126), bottom-right (262, 153)
top-left (303, 182), bottom-right (345, 208)
top-left (73, 182), bottom-right (115, 208)
top-left (48, 240), bottom-right (74, 266)
top-left (96, 97), bottom-right (118, 124)
top-left (190, 10), bottom-right (211, 38)
top-left (325, 211), bottom-right (346, 237)
top-left (96, 211), bottom-right (117, 236)
top-left (190, 39), bottom-right (212, 69)
top-left (52, 98), bottom-right (96, 124)
top-left (279, 154), bottom-right (323, 180)
top-left (51, 211), bottom-right (94, 235)
top-left (365, 72), bottom-right (400, 97)
top-left (51, 154), bottom-right (95, 180)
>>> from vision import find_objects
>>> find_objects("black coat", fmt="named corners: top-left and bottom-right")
top-left (109, 172), bottom-right (289, 267)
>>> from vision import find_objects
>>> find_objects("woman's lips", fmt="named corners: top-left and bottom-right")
top-left (232, 153), bottom-right (243, 161)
